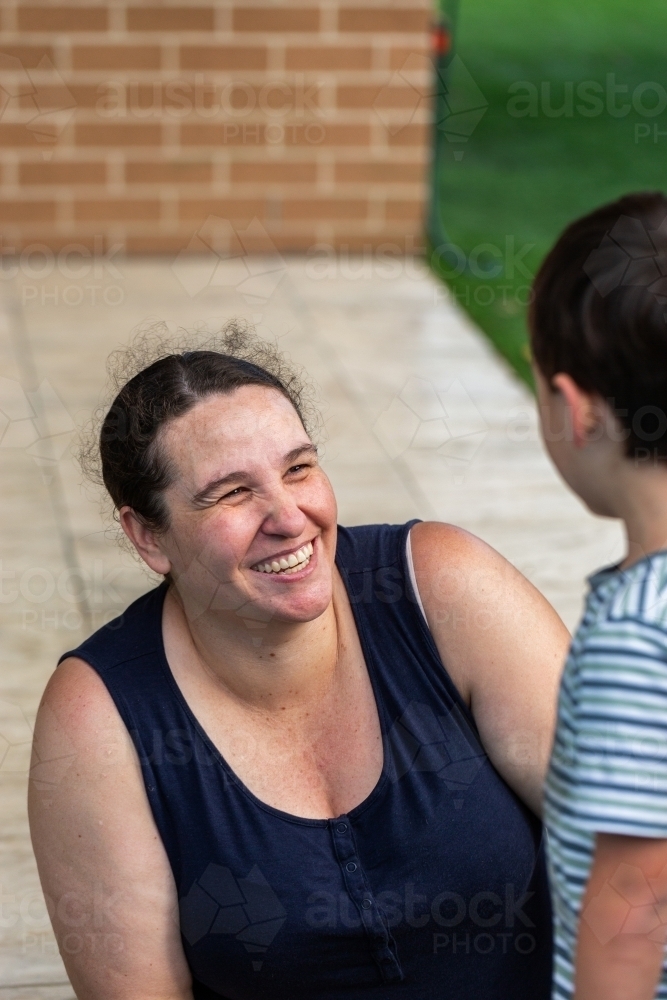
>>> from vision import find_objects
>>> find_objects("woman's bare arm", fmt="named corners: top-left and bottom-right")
top-left (28, 657), bottom-right (193, 1000)
top-left (410, 521), bottom-right (571, 815)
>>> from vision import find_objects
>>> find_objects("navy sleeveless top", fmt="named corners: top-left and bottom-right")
top-left (62, 522), bottom-right (552, 999)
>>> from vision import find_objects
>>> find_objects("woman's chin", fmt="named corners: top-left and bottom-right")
top-left (259, 583), bottom-right (332, 625)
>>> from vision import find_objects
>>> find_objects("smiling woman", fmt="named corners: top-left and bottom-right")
top-left (28, 323), bottom-right (570, 1000)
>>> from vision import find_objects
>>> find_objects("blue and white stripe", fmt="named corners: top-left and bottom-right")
top-left (544, 550), bottom-right (667, 1000)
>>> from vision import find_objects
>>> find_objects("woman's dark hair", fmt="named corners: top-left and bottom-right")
top-left (529, 191), bottom-right (667, 460)
top-left (82, 321), bottom-right (317, 532)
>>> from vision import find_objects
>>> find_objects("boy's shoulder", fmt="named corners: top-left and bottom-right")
top-left (582, 550), bottom-right (667, 645)
top-left (609, 551), bottom-right (667, 626)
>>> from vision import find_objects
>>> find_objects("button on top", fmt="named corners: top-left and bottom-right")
top-left (346, 861), bottom-right (357, 872)
top-left (361, 898), bottom-right (372, 909)
top-left (336, 822), bottom-right (348, 834)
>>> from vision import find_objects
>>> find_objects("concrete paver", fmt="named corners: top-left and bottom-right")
top-left (0, 256), bottom-right (623, 995)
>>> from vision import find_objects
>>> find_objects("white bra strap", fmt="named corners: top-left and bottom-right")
top-left (405, 528), bottom-right (428, 623)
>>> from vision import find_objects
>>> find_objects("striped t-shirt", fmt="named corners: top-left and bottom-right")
top-left (544, 550), bottom-right (667, 1000)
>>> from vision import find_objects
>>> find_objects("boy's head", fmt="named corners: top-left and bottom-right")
top-left (529, 192), bottom-right (667, 516)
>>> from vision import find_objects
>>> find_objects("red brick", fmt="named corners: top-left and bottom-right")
top-left (179, 199), bottom-right (266, 220)
top-left (18, 7), bottom-right (107, 31)
top-left (388, 123), bottom-right (429, 146)
top-left (181, 123), bottom-right (228, 146)
top-left (335, 162), bottom-right (424, 183)
top-left (385, 200), bottom-right (424, 220)
top-left (180, 46), bottom-right (266, 70)
top-left (318, 125), bottom-right (371, 145)
top-left (286, 46), bottom-right (371, 70)
top-left (0, 46), bottom-right (54, 68)
top-left (337, 85), bottom-right (379, 108)
top-left (389, 45), bottom-right (431, 70)
top-left (338, 8), bottom-right (430, 33)
top-left (230, 161), bottom-right (317, 183)
top-left (74, 199), bottom-right (161, 221)
top-left (337, 84), bottom-right (422, 109)
top-left (76, 123), bottom-right (162, 146)
top-left (0, 124), bottom-right (40, 146)
top-left (126, 161), bottom-right (212, 183)
top-left (72, 46), bottom-right (161, 70)
top-left (128, 7), bottom-right (214, 31)
top-left (233, 8), bottom-right (320, 32)
top-left (66, 85), bottom-right (103, 108)
top-left (180, 122), bottom-right (369, 147)
top-left (0, 200), bottom-right (55, 222)
top-left (283, 198), bottom-right (368, 219)
top-left (180, 123), bottom-right (273, 146)
top-left (20, 162), bottom-right (106, 185)
top-left (83, 82), bottom-right (225, 115)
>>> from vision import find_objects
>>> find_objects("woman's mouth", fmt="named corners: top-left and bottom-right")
top-left (251, 541), bottom-right (314, 576)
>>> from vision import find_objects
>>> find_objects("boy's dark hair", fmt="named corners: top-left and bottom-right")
top-left (529, 191), bottom-right (667, 460)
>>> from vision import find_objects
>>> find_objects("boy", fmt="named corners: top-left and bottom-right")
top-left (532, 192), bottom-right (667, 1000)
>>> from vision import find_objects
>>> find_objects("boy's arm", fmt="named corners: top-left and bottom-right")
top-left (575, 833), bottom-right (667, 1000)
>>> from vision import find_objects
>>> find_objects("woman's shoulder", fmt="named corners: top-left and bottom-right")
top-left (409, 519), bottom-right (563, 624)
top-left (409, 520), bottom-right (512, 586)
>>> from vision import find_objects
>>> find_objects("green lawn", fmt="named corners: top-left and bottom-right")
top-left (429, 0), bottom-right (667, 387)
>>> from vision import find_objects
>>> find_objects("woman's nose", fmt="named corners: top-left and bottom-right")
top-left (261, 486), bottom-right (308, 538)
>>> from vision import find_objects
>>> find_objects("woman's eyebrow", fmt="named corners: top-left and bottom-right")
top-left (284, 443), bottom-right (318, 464)
top-left (191, 444), bottom-right (317, 505)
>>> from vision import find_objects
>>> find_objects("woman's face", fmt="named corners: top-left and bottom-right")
top-left (147, 386), bottom-right (337, 627)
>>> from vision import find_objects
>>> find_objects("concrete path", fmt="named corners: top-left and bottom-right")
top-left (0, 255), bottom-right (623, 997)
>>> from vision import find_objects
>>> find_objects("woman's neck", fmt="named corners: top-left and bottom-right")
top-left (163, 579), bottom-right (343, 713)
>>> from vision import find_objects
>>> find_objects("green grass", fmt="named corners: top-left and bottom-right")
top-left (429, 0), bottom-right (667, 388)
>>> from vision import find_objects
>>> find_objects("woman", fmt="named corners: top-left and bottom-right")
top-left (29, 328), bottom-right (569, 999)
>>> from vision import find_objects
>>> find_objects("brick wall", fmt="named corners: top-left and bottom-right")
top-left (0, 1), bottom-right (433, 254)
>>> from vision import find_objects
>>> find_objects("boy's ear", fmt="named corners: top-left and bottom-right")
top-left (119, 506), bottom-right (172, 575)
top-left (551, 373), bottom-right (602, 448)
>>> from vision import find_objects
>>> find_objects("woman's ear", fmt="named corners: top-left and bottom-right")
top-left (551, 373), bottom-right (604, 447)
top-left (119, 507), bottom-right (171, 575)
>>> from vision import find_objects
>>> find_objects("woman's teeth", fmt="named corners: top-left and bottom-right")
top-left (254, 541), bottom-right (314, 575)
